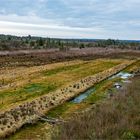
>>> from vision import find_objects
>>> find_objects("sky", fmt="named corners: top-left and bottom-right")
top-left (0, 0), bottom-right (140, 39)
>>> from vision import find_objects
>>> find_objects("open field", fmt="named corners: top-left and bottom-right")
top-left (0, 49), bottom-right (139, 139)
top-left (9, 76), bottom-right (124, 140)
top-left (9, 59), bottom-right (140, 140)
top-left (1, 0), bottom-right (140, 139)
top-left (0, 59), bottom-right (125, 111)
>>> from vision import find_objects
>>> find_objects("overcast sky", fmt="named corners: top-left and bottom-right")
top-left (0, 0), bottom-right (140, 39)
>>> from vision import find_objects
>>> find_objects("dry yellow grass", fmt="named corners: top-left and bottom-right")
top-left (0, 58), bottom-right (135, 138)
top-left (0, 59), bottom-right (130, 112)
top-left (0, 60), bottom-right (83, 90)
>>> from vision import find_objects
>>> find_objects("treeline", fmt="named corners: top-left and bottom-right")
top-left (0, 34), bottom-right (140, 51)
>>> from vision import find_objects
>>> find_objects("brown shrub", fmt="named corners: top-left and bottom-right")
top-left (52, 75), bottom-right (140, 140)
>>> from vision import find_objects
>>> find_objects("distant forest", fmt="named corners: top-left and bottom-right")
top-left (0, 34), bottom-right (140, 51)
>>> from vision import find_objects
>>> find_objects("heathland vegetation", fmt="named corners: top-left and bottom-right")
top-left (9, 59), bottom-right (140, 140)
top-left (0, 35), bottom-right (139, 139)
top-left (53, 75), bottom-right (140, 140)
top-left (1, 59), bottom-right (133, 137)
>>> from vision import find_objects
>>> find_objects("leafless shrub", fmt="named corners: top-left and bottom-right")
top-left (52, 76), bottom-right (140, 140)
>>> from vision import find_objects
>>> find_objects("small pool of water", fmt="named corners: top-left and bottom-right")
top-left (71, 72), bottom-right (134, 103)
top-left (112, 72), bottom-right (134, 89)
top-left (71, 87), bottom-right (96, 103)
top-left (111, 72), bottom-right (133, 79)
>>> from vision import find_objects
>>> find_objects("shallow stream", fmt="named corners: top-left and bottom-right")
top-left (71, 72), bottom-right (134, 103)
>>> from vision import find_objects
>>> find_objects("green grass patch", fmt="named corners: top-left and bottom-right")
top-left (47, 78), bottom-right (121, 118)
top-left (21, 83), bottom-right (57, 96)
top-left (124, 60), bottom-right (140, 73)
top-left (43, 63), bottom-right (87, 76)
top-left (85, 78), bottom-right (121, 104)
top-left (43, 60), bottom-right (120, 78)
top-left (7, 73), bottom-right (124, 140)
top-left (9, 122), bottom-right (48, 140)
top-left (0, 82), bottom-right (59, 110)
top-left (69, 61), bottom-right (121, 78)
top-left (46, 103), bottom-right (73, 118)
top-left (0, 59), bottom-right (122, 111)
top-left (53, 75), bottom-right (140, 140)
top-left (23, 83), bottom-right (47, 93)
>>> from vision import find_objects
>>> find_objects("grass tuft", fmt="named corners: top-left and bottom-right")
top-left (52, 75), bottom-right (140, 140)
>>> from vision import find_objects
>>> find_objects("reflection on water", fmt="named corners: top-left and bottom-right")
top-left (111, 72), bottom-right (133, 79)
top-left (71, 87), bottom-right (95, 103)
top-left (71, 72), bottom-right (134, 103)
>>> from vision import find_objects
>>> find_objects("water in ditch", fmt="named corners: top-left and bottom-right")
top-left (71, 87), bottom-right (96, 103)
top-left (9, 71), bottom-right (134, 139)
top-left (110, 72), bottom-right (133, 80)
top-left (71, 72), bottom-right (134, 103)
